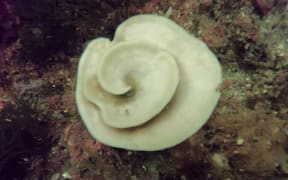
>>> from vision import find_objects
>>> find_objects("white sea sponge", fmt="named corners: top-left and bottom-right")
top-left (76, 14), bottom-right (222, 151)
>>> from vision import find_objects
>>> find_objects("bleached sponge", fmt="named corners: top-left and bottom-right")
top-left (76, 14), bottom-right (222, 151)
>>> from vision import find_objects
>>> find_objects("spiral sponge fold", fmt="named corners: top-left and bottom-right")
top-left (76, 14), bottom-right (222, 151)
